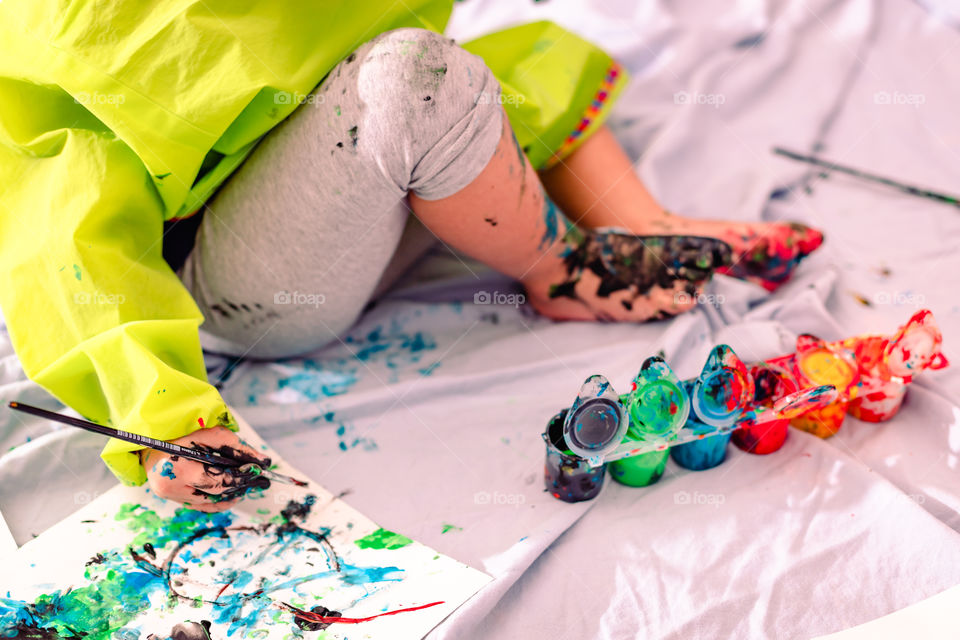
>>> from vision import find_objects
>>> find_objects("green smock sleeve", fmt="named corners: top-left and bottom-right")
top-left (0, 76), bottom-right (234, 486)
top-left (463, 21), bottom-right (630, 170)
top-left (0, 0), bottom-right (453, 486)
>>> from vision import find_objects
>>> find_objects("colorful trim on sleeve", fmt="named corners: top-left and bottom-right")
top-left (543, 61), bottom-right (628, 170)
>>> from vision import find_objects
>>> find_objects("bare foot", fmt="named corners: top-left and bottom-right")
top-left (524, 226), bottom-right (733, 322)
top-left (623, 212), bottom-right (824, 291)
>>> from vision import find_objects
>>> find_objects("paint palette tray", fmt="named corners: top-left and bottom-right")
top-left (543, 310), bottom-right (948, 503)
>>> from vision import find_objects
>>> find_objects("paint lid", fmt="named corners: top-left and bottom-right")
top-left (625, 357), bottom-right (690, 439)
top-left (795, 335), bottom-right (859, 395)
top-left (562, 375), bottom-right (627, 461)
top-left (689, 345), bottom-right (755, 429)
top-left (883, 309), bottom-right (947, 379)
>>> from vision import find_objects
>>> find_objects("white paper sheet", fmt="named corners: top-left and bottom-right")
top-left (0, 411), bottom-right (490, 639)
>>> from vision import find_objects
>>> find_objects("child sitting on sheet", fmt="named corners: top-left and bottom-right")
top-left (0, 1), bottom-right (823, 511)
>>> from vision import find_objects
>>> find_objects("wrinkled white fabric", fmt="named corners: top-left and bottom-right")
top-left (1, 1), bottom-right (959, 638)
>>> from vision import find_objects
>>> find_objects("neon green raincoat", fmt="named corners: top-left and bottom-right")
top-left (0, 1), bottom-right (628, 485)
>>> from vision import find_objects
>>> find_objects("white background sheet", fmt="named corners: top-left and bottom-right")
top-left (1, 1), bottom-right (959, 638)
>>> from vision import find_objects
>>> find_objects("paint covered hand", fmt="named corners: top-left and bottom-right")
top-left (716, 222), bottom-right (824, 291)
top-left (141, 426), bottom-right (272, 512)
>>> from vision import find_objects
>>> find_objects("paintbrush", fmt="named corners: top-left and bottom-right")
top-left (773, 147), bottom-right (960, 209)
top-left (7, 401), bottom-right (306, 488)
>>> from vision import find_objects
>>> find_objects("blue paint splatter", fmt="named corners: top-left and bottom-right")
top-left (160, 461), bottom-right (176, 480)
top-left (538, 193), bottom-right (560, 250)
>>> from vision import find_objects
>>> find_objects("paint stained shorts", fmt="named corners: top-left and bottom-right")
top-left (176, 28), bottom-right (503, 359)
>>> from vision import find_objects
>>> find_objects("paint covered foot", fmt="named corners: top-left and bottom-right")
top-left (525, 227), bottom-right (732, 322)
top-left (627, 213), bottom-right (823, 291)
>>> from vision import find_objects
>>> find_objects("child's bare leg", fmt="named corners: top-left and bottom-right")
top-left (410, 115), bottom-right (731, 321)
top-left (539, 126), bottom-right (824, 291)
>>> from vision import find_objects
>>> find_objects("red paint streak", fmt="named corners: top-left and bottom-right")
top-left (669, 403), bottom-right (677, 415)
top-left (198, 417), bottom-right (205, 428)
top-left (216, 576), bottom-right (236, 600)
top-left (281, 601), bottom-right (445, 625)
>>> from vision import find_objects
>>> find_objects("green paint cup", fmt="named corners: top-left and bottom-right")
top-left (609, 449), bottom-right (669, 487)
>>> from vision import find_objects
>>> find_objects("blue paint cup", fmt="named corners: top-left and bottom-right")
top-left (543, 410), bottom-right (606, 502)
top-left (670, 420), bottom-right (732, 470)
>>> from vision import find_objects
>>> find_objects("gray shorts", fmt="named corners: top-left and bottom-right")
top-left (179, 28), bottom-right (502, 359)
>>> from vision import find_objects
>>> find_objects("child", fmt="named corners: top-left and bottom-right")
top-left (0, 1), bottom-right (822, 511)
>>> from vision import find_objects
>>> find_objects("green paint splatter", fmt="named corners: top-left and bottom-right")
top-left (335, 105), bottom-right (341, 116)
top-left (441, 523), bottom-right (462, 534)
top-left (353, 527), bottom-right (412, 550)
top-left (73, 264), bottom-right (81, 281)
top-left (114, 503), bottom-right (232, 548)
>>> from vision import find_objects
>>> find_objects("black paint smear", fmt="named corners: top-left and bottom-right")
top-left (149, 495), bottom-right (339, 603)
top-left (423, 96), bottom-right (432, 101)
top-left (209, 304), bottom-right (231, 319)
top-left (80, 519), bottom-right (97, 523)
top-left (483, 217), bottom-right (498, 226)
top-left (85, 552), bottom-right (107, 566)
top-left (549, 230), bottom-right (732, 312)
top-left (189, 443), bottom-right (273, 502)
top-left (294, 605), bottom-right (342, 631)
top-left (143, 542), bottom-right (157, 559)
top-left (2, 623), bottom-right (62, 639)
top-left (345, 52), bottom-right (356, 63)
top-left (280, 495), bottom-right (315, 522)
top-left (348, 126), bottom-right (358, 147)
top-left (166, 620), bottom-right (213, 640)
